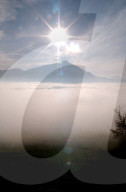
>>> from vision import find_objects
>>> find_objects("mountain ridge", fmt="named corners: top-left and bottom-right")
top-left (0, 61), bottom-right (119, 83)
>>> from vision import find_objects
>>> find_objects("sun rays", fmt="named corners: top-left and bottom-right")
top-left (28, 0), bottom-right (81, 60)
top-left (49, 28), bottom-right (68, 45)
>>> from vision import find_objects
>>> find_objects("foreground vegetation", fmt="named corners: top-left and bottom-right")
top-left (111, 107), bottom-right (126, 138)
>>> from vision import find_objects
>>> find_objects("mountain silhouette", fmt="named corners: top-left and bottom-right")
top-left (0, 61), bottom-right (118, 83)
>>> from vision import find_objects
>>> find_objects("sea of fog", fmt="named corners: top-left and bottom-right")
top-left (0, 82), bottom-right (124, 152)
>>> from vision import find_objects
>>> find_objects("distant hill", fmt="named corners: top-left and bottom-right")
top-left (0, 61), bottom-right (119, 83)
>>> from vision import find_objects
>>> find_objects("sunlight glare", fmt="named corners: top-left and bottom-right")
top-left (66, 42), bottom-right (80, 53)
top-left (49, 28), bottom-right (68, 44)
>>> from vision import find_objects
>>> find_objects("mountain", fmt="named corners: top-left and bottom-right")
top-left (0, 61), bottom-right (119, 83)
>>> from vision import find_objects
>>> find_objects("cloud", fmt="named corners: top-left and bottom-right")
top-left (77, 1), bottom-right (126, 78)
top-left (0, 0), bottom-right (22, 24)
top-left (0, 0), bottom-right (125, 78)
top-left (23, 0), bottom-right (40, 4)
top-left (0, 30), bottom-right (5, 39)
top-left (0, 53), bottom-right (17, 70)
top-left (0, 0), bottom-right (41, 24)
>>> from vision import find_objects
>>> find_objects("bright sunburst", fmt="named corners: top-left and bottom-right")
top-left (49, 28), bottom-right (68, 44)
top-left (33, 3), bottom-right (81, 56)
top-left (48, 28), bottom-right (81, 55)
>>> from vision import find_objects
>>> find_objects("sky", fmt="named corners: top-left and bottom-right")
top-left (0, 0), bottom-right (126, 78)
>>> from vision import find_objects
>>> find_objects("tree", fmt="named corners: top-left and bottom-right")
top-left (111, 106), bottom-right (126, 138)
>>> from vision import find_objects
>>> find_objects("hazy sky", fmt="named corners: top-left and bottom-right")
top-left (0, 0), bottom-right (126, 78)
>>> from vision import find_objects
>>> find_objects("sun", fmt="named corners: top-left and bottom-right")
top-left (49, 28), bottom-right (68, 44)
